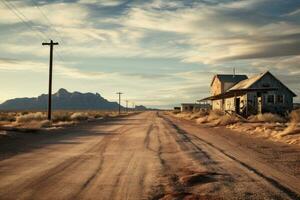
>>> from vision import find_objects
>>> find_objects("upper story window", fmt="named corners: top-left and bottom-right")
top-left (267, 94), bottom-right (275, 104)
top-left (276, 94), bottom-right (284, 104)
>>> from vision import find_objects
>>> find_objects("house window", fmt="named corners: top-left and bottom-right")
top-left (267, 94), bottom-right (275, 104)
top-left (276, 94), bottom-right (284, 104)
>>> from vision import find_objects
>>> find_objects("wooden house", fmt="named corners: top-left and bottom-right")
top-left (201, 71), bottom-right (297, 116)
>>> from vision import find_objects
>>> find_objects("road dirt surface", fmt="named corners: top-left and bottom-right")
top-left (0, 111), bottom-right (299, 200)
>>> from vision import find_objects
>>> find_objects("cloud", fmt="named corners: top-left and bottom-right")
top-left (79, 0), bottom-right (125, 7)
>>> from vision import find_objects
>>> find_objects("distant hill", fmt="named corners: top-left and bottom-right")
top-left (0, 88), bottom-right (123, 111)
top-left (135, 105), bottom-right (147, 111)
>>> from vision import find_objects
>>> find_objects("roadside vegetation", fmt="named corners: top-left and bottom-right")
top-left (170, 109), bottom-right (300, 146)
top-left (0, 111), bottom-right (127, 131)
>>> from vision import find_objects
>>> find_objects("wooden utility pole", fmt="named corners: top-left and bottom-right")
top-left (125, 100), bottom-right (129, 113)
top-left (116, 92), bottom-right (123, 115)
top-left (42, 40), bottom-right (59, 120)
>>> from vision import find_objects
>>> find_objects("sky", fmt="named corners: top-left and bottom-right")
top-left (0, 0), bottom-right (300, 108)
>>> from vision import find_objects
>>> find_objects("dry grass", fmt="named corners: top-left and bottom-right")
top-left (172, 109), bottom-right (241, 126)
top-left (279, 109), bottom-right (300, 137)
top-left (171, 109), bottom-right (300, 146)
top-left (16, 112), bottom-right (46, 123)
top-left (248, 113), bottom-right (286, 123)
top-left (0, 110), bottom-right (125, 130)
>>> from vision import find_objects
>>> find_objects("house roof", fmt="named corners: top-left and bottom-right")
top-left (228, 72), bottom-right (266, 91)
top-left (200, 88), bottom-right (278, 101)
top-left (210, 74), bottom-right (248, 86)
top-left (229, 71), bottom-right (297, 96)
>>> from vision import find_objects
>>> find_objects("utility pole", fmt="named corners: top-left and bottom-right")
top-left (116, 92), bottom-right (123, 115)
top-left (125, 100), bottom-right (129, 113)
top-left (42, 40), bottom-right (59, 120)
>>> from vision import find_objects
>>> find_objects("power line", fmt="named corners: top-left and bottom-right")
top-left (2, 0), bottom-right (68, 64)
top-left (30, 0), bottom-right (65, 43)
top-left (2, 0), bottom-right (74, 74)
top-left (1, 0), bottom-right (46, 40)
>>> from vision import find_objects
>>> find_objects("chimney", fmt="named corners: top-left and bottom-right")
top-left (233, 67), bottom-right (235, 78)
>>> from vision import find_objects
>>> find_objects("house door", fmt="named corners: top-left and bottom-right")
top-left (235, 98), bottom-right (240, 114)
top-left (257, 96), bottom-right (262, 114)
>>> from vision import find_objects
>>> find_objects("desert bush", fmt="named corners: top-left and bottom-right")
top-left (279, 109), bottom-right (300, 137)
top-left (16, 112), bottom-right (46, 123)
top-left (190, 109), bottom-right (209, 119)
top-left (248, 113), bottom-right (286, 123)
top-left (196, 110), bottom-right (223, 124)
top-left (215, 115), bottom-right (240, 126)
top-left (52, 112), bottom-right (72, 122)
top-left (0, 112), bottom-right (16, 122)
top-left (176, 112), bottom-right (192, 119)
top-left (207, 109), bottom-right (224, 121)
top-left (22, 120), bottom-right (51, 129)
top-left (70, 112), bottom-right (89, 121)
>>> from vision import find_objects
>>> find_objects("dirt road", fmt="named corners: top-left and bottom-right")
top-left (0, 111), bottom-right (299, 199)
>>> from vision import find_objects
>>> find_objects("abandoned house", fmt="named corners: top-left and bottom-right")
top-left (200, 71), bottom-right (297, 116)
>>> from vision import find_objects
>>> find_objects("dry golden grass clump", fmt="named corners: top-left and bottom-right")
top-left (70, 112), bottom-right (89, 121)
top-left (0, 112), bottom-right (17, 122)
top-left (279, 109), bottom-right (300, 137)
top-left (0, 110), bottom-right (125, 130)
top-left (248, 113), bottom-right (286, 123)
top-left (16, 112), bottom-right (46, 123)
top-left (173, 109), bottom-right (240, 126)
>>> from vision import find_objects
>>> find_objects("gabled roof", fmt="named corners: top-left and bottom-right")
top-left (229, 71), bottom-right (297, 96)
top-left (229, 72), bottom-right (265, 91)
top-left (210, 74), bottom-right (248, 86)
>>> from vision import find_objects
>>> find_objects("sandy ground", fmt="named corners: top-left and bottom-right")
top-left (0, 111), bottom-right (299, 199)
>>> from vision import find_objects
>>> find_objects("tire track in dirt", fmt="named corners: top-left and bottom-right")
top-left (162, 113), bottom-right (300, 200)
top-left (0, 125), bottom-right (133, 199)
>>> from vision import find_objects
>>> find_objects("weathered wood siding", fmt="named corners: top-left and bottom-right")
top-left (211, 78), bottom-right (222, 95)
top-left (250, 73), bottom-right (294, 114)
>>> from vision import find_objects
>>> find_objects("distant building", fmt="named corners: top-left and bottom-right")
top-left (200, 71), bottom-right (297, 116)
top-left (174, 107), bottom-right (181, 111)
top-left (180, 103), bottom-right (211, 112)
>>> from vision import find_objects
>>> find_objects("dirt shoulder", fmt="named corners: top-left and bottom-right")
top-left (164, 112), bottom-right (300, 181)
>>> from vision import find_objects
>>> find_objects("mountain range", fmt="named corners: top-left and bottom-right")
top-left (0, 88), bottom-right (124, 111)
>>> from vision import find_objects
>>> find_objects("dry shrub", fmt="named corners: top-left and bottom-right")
top-left (215, 115), bottom-right (241, 126)
top-left (0, 112), bottom-right (16, 122)
top-left (248, 113), bottom-right (286, 123)
top-left (16, 112), bottom-right (46, 123)
top-left (22, 120), bottom-right (51, 129)
top-left (279, 109), bottom-right (300, 137)
top-left (190, 109), bottom-right (209, 119)
top-left (52, 112), bottom-right (71, 122)
top-left (70, 112), bottom-right (89, 121)
top-left (207, 109), bottom-right (224, 121)
top-left (196, 116), bottom-right (208, 124)
top-left (176, 112), bottom-right (192, 119)
top-left (196, 110), bottom-right (223, 124)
